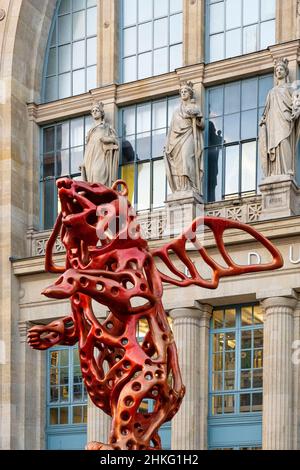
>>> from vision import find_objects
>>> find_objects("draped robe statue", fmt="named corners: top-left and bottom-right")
top-left (81, 102), bottom-right (119, 186)
top-left (259, 58), bottom-right (300, 178)
top-left (165, 81), bottom-right (205, 194)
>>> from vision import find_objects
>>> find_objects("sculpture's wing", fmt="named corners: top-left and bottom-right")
top-left (152, 217), bottom-right (283, 288)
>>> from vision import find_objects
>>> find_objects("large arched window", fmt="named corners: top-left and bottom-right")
top-left (42, 0), bottom-right (97, 102)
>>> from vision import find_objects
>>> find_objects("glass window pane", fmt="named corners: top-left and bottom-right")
top-left (226, 0), bottom-right (241, 30)
top-left (60, 407), bottom-right (69, 424)
top-left (123, 0), bottom-right (137, 27)
top-left (73, 0), bottom-right (85, 11)
top-left (73, 40), bottom-right (85, 69)
top-left (254, 329), bottom-right (263, 349)
top-left (71, 146), bottom-right (84, 174)
top-left (241, 370), bottom-right (252, 389)
top-left (58, 15), bottom-right (71, 44)
top-left (224, 113), bottom-right (240, 143)
top-left (122, 135), bottom-right (135, 163)
top-left (209, 87), bottom-right (224, 117)
top-left (225, 83), bottom-right (240, 114)
top-left (138, 52), bottom-right (152, 79)
top-left (226, 28), bottom-right (241, 58)
top-left (43, 179), bottom-right (55, 229)
top-left (72, 69), bottom-right (85, 95)
top-left (224, 394), bottom-right (234, 413)
top-left (44, 127), bottom-right (55, 153)
top-left (50, 23), bottom-right (57, 47)
top-left (240, 393), bottom-right (251, 412)
top-left (261, 0), bottom-right (275, 21)
top-left (213, 310), bottom-right (224, 328)
top-left (252, 392), bottom-right (263, 411)
top-left (137, 162), bottom-right (150, 211)
top-left (138, 22), bottom-right (152, 53)
top-left (121, 164), bottom-right (135, 204)
top-left (225, 352), bottom-right (235, 370)
top-left (225, 309), bottom-right (236, 327)
top-left (154, 47), bottom-right (168, 75)
top-left (242, 79), bottom-right (257, 110)
top-left (87, 37), bottom-right (97, 66)
top-left (50, 367), bottom-right (59, 386)
top-left (47, 48), bottom-right (57, 76)
top-left (57, 150), bottom-right (69, 176)
top-left (59, 72), bottom-right (71, 99)
top-left (59, 44), bottom-right (71, 73)
top-left (242, 306), bottom-right (253, 325)
top-left (154, 0), bottom-right (168, 18)
top-left (170, 0), bottom-right (182, 14)
top-left (225, 145), bottom-right (239, 195)
top-left (87, 65), bottom-right (97, 90)
top-left (138, 0), bottom-right (152, 22)
top-left (253, 369), bottom-right (263, 388)
top-left (170, 13), bottom-right (182, 44)
top-left (87, 7), bottom-right (97, 36)
top-left (152, 100), bottom-right (166, 129)
top-left (260, 19), bottom-right (275, 49)
top-left (213, 333), bottom-right (224, 353)
top-left (224, 371), bottom-right (235, 390)
top-left (50, 408), bottom-right (59, 424)
top-left (241, 110), bottom-right (257, 140)
top-left (213, 373), bottom-right (223, 391)
top-left (73, 11), bottom-right (85, 40)
top-left (214, 353), bottom-right (223, 371)
top-left (225, 332), bottom-right (236, 350)
top-left (259, 76), bottom-right (273, 107)
top-left (212, 395), bottom-right (223, 415)
top-left (73, 406), bottom-right (83, 423)
top-left (123, 107), bottom-right (136, 136)
top-left (253, 305), bottom-right (263, 324)
top-left (253, 349), bottom-right (263, 368)
top-left (152, 129), bottom-right (166, 158)
top-left (241, 350), bottom-right (251, 369)
top-left (71, 118), bottom-right (84, 146)
top-left (153, 159), bottom-right (166, 207)
top-left (210, 33), bottom-right (224, 62)
top-left (170, 43), bottom-right (182, 71)
top-left (45, 77), bottom-right (57, 102)
top-left (241, 330), bottom-right (252, 349)
top-left (124, 56), bottom-right (137, 82)
top-left (154, 18), bottom-right (168, 48)
top-left (136, 132), bottom-right (151, 160)
top-left (210, 2), bottom-right (224, 34)
top-left (124, 26), bottom-right (136, 56)
top-left (243, 0), bottom-right (259, 25)
top-left (59, 0), bottom-right (71, 15)
top-left (87, 0), bottom-right (97, 6)
top-left (168, 97), bottom-right (179, 126)
top-left (241, 141), bottom-right (256, 192)
top-left (206, 146), bottom-right (222, 202)
top-left (137, 104), bottom-right (151, 133)
top-left (243, 24), bottom-right (257, 54)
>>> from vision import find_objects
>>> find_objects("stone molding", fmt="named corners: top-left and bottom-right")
top-left (170, 304), bottom-right (212, 322)
top-left (261, 296), bottom-right (298, 314)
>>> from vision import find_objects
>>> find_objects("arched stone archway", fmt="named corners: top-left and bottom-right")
top-left (0, 0), bottom-right (56, 449)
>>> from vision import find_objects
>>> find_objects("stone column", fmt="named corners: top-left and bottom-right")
top-left (183, 0), bottom-right (205, 65)
top-left (261, 296), bottom-right (296, 450)
top-left (87, 310), bottom-right (111, 445)
top-left (98, 0), bottom-right (119, 86)
top-left (169, 304), bottom-right (212, 450)
top-left (292, 301), bottom-right (300, 449)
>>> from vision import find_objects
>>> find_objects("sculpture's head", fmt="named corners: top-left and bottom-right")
top-left (56, 178), bottom-right (146, 270)
top-left (180, 80), bottom-right (194, 101)
top-left (91, 101), bottom-right (105, 121)
top-left (274, 58), bottom-right (289, 83)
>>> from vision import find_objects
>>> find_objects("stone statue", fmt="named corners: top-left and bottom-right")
top-left (164, 81), bottom-right (205, 194)
top-left (259, 58), bottom-right (300, 178)
top-left (81, 102), bottom-right (119, 186)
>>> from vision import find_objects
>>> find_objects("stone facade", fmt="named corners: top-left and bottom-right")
top-left (1, 0), bottom-right (300, 450)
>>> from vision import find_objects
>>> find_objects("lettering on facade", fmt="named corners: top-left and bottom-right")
top-left (268, 197), bottom-right (283, 206)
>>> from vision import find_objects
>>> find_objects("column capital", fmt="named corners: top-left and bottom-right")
top-left (169, 304), bottom-right (213, 321)
top-left (261, 296), bottom-right (298, 312)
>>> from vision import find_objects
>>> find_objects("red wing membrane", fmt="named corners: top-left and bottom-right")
top-left (152, 217), bottom-right (283, 288)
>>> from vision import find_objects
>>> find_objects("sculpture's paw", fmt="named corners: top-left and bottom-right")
top-left (86, 441), bottom-right (113, 451)
top-left (27, 322), bottom-right (64, 350)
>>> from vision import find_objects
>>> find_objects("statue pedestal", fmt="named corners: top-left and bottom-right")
top-left (164, 190), bottom-right (204, 237)
top-left (259, 175), bottom-right (300, 220)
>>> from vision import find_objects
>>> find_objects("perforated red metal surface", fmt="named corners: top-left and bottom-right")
top-left (28, 178), bottom-right (282, 450)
